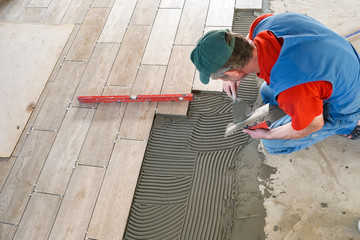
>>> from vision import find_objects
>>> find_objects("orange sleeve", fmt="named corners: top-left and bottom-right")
top-left (277, 81), bottom-right (333, 130)
top-left (248, 14), bottom-right (274, 40)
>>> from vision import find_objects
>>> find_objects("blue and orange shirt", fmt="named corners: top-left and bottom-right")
top-left (249, 14), bottom-right (333, 130)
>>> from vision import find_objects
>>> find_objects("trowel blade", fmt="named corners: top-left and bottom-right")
top-left (225, 103), bottom-right (270, 137)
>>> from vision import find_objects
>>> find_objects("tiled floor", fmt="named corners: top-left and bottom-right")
top-left (0, 0), bottom-right (262, 239)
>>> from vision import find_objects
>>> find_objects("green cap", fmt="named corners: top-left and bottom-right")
top-left (190, 29), bottom-right (235, 84)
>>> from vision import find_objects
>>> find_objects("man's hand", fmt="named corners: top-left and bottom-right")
top-left (243, 113), bottom-right (324, 139)
top-left (223, 80), bottom-right (241, 99)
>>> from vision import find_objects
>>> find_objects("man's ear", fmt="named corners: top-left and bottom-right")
top-left (224, 69), bottom-right (240, 78)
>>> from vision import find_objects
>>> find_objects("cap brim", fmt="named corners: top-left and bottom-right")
top-left (199, 71), bottom-right (210, 84)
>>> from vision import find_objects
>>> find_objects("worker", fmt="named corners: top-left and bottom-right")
top-left (190, 12), bottom-right (360, 154)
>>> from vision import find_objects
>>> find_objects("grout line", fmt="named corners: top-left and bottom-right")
top-left (116, 137), bottom-right (148, 142)
top-left (77, 163), bottom-right (107, 168)
top-left (0, 221), bottom-right (18, 226)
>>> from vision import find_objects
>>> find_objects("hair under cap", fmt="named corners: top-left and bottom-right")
top-left (190, 29), bottom-right (235, 84)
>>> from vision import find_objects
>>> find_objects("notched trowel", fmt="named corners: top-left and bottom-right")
top-left (225, 103), bottom-right (270, 137)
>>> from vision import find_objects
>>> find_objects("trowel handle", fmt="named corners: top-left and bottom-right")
top-left (245, 121), bottom-right (271, 130)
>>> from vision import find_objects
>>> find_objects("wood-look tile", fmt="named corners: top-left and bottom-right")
top-left (73, 43), bottom-right (120, 107)
top-left (61, 0), bottom-right (92, 24)
top-left (141, 9), bottom-right (182, 65)
top-left (66, 7), bottom-right (110, 61)
top-left (12, 82), bottom-right (53, 157)
top-left (0, 1), bottom-right (11, 20)
top-left (40, 0), bottom-right (72, 24)
top-left (78, 87), bottom-right (130, 167)
top-left (160, 0), bottom-right (184, 8)
top-left (175, 0), bottom-right (210, 45)
top-left (28, 0), bottom-right (52, 7)
top-left (156, 46), bottom-right (195, 116)
top-left (13, 193), bottom-right (61, 240)
top-left (48, 24), bottom-right (81, 83)
top-left (206, 0), bottom-right (235, 27)
top-left (36, 108), bottom-right (95, 195)
top-left (118, 102), bottom-right (156, 140)
top-left (34, 61), bottom-right (86, 131)
top-left (48, 165), bottom-right (105, 240)
top-left (0, 157), bottom-right (16, 190)
top-left (91, 0), bottom-right (115, 8)
top-left (1, 0), bottom-right (30, 22)
top-left (192, 70), bottom-right (223, 92)
top-left (0, 131), bottom-right (56, 223)
top-left (235, 0), bottom-right (263, 9)
top-left (130, 0), bottom-right (160, 26)
top-left (107, 26), bottom-right (152, 86)
top-left (98, 0), bottom-right (138, 43)
top-left (87, 139), bottom-right (147, 240)
top-left (19, 7), bottom-right (46, 23)
top-left (0, 223), bottom-right (17, 240)
top-left (117, 65), bottom-right (166, 140)
top-left (131, 65), bottom-right (167, 95)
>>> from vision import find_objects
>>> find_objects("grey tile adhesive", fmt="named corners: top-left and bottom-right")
top-left (124, 11), bottom-right (276, 239)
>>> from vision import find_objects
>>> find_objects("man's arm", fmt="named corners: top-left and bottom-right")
top-left (243, 113), bottom-right (324, 139)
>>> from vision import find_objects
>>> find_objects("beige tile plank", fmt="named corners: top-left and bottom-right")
top-left (18, 7), bottom-right (46, 23)
top-left (0, 223), bottom-right (17, 240)
top-left (131, 65), bottom-right (167, 95)
top-left (118, 102), bottom-right (156, 140)
top-left (61, 0), bottom-right (92, 24)
top-left (13, 193), bottom-right (61, 240)
top-left (156, 46), bottom-right (195, 116)
top-left (66, 7), bottom-right (110, 61)
top-left (73, 43), bottom-right (120, 107)
top-left (36, 107), bottom-right (95, 195)
top-left (175, 0), bottom-right (210, 45)
top-left (156, 101), bottom-right (189, 115)
top-left (40, 0), bottom-right (72, 24)
top-left (206, 0), bottom-right (235, 27)
top-left (142, 9), bottom-right (182, 65)
top-left (192, 27), bottom-right (229, 92)
top-left (0, 131), bottom-right (56, 223)
top-left (12, 81), bottom-right (53, 157)
top-left (107, 26), bottom-right (152, 86)
top-left (98, 0), bottom-right (137, 43)
top-left (0, 2), bottom-right (11, 20)
top-left (34, 61), bottom-right (86, 131)
top-left (117, 65), bottom-right (166, 140)
top-left (78, 86), bottom-right (130, 166)
top-left (48, 24), bottom-right (81, 83)
top-left (160, 0), bottom-right (184, 8)
top-left (91, 0), bottom-right (115, 8)
top-left (130, 0), bottom-right (160, 26)
top-left (0, 157), bottom-right (16, 190)
top-left (192, 70), bottom-right (223, 92)
top-left (1, 0), bottom-right (30, 22)
top-left (28, 0), bottom-right (52, 7)
top-left (48, 165), bottom-right (105, 240)
top-left (87, 139), bottom-right (147, 240)
top-left (235, 0), bottom-right (263, 9)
